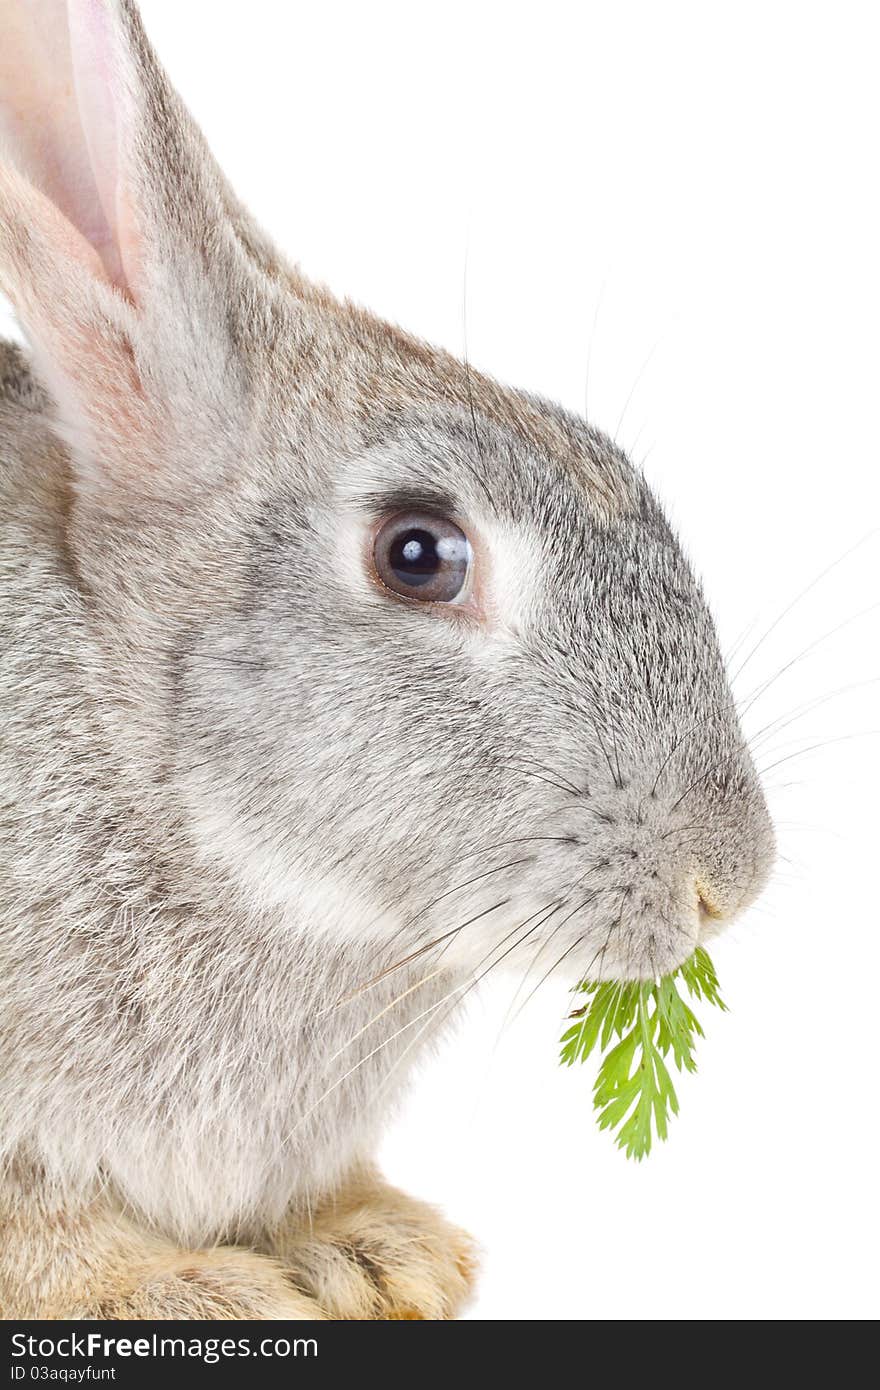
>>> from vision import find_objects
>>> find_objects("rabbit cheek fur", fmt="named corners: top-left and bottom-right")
top-left (0, 2), bottom-right (775, 1319)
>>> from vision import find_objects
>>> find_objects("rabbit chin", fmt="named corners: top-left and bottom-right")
top-left (577, 927), bottom-right (702, 983)
top-left (431, 887), bottom-right (704, 988)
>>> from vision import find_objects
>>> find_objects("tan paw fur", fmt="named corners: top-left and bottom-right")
top-left (263, 1170), bottom-right (478, 1320)
top-left (0, 1193), bottom-right (325, 1320)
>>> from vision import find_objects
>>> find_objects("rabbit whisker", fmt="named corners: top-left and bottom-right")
top-left (507, 757), bottom-right (583, 797)
top-left (374, 854), bottom-right (534, 963)
top-left (326, 967), bottom-right (447, 1063)
top-left (730, 527), bottom-right (877, 687)
top-left (367, 901), bottom-right (569, 1116)
top-left (614, 334), bottom-right (662, 444)
top-left (492, 893), bottom-right (607, 1044)
top-left (758, 729), bottom-right (880, 778)
top-left (736, 602), bottom-right (880, 719)
top-left (506, 766), bottom-right (580, 796)
top-left (284, 901), bottom-right (561, 1144)
top-left (648, 704), bottom-right (735, 799)
top-left (745, 675), bottom-right (880, 750)
top-left (320, 897), bottom-right (510, 1015)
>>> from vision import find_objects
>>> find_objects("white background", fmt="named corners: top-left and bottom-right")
top-left (5, 0), bottom-right (878, 1321)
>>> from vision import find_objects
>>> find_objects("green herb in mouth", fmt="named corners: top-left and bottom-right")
top-left (560, 947), bottom-right (727, 1160)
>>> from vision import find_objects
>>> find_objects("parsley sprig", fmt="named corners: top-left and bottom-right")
top-left (560, 947), bottom-right (726, 1159)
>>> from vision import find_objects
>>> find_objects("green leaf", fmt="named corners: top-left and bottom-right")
top-left (559, 948), bottom-right (726, 1159)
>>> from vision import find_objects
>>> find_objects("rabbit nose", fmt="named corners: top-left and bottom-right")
top-left (696, 881), bottom-right (723, 925)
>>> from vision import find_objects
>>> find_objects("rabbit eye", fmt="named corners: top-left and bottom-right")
top-left (372, 511), bottom-right (472, 603)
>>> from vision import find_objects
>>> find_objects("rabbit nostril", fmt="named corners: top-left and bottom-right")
top-left (696, 882), bottom-right (723, 923)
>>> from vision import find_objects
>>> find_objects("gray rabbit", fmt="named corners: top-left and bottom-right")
top-left (0, 0), bottom-right (774, 1319)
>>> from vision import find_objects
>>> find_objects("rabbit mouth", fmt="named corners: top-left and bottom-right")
top-left (411, 768), bottom-right (773, 988)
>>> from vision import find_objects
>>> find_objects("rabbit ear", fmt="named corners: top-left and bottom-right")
top-left (0, 0), bottom-right (261, 497)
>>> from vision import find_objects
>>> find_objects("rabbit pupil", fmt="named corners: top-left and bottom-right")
top-left (391, 529), bottom-right (439, 585)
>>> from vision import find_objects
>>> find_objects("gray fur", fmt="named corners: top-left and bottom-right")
top-left (0, 1), bottom-right (773, 1253)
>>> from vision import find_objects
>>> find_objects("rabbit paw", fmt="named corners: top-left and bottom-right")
top-left (266, 1174), bottom-right (478, 1320)
top-left (65, 1248), bottom-right (327, 1321)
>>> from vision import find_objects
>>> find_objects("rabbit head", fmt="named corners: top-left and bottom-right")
top-left (0, 0), bottom-right (774, 997)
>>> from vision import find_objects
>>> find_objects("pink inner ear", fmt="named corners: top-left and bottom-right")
top-left (67, 0), bottom-right (135, 290)
top-left (0, 0), bottom-right (137, 293)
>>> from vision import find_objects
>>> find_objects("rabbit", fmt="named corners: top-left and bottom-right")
top-left (0, 0), bottom-right (775, 1320)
